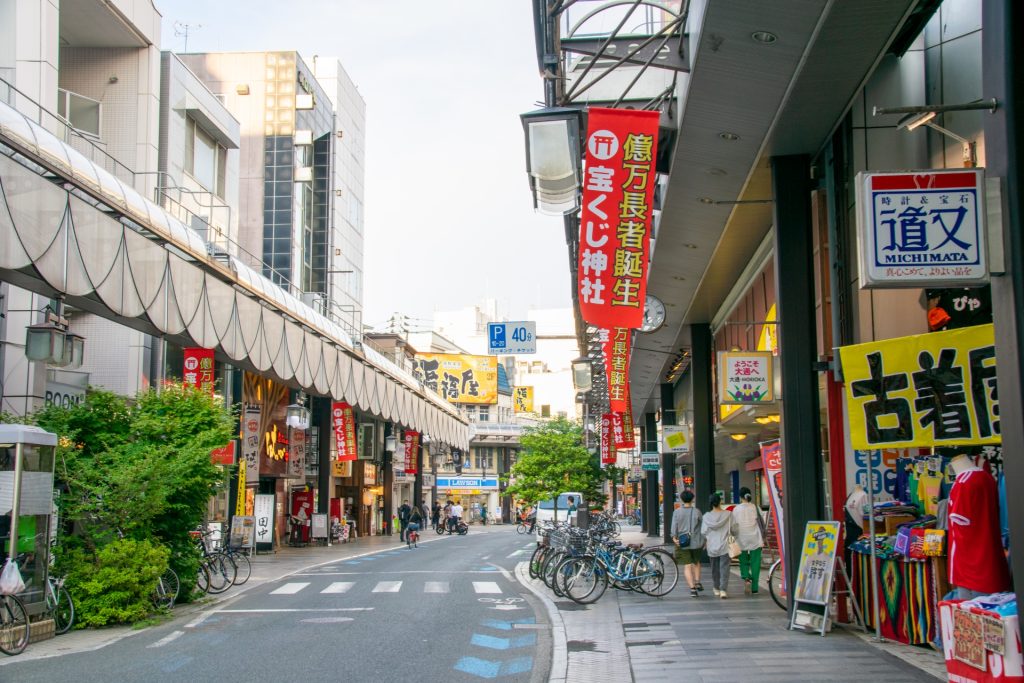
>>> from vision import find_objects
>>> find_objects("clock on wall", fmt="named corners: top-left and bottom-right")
top-left (640, 294), bottom-right (666, 333)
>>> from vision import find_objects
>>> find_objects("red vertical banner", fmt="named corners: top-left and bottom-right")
top-left (612, 411), bottom-right (635, 449)
top-left (332, 402), bottom-right (358, 462)
top-left (578, 107), bottom-right (659, 330)
top-left (600, 413), bottom-right (616, 465)
top-left (603, 327), bottom-right (631, 412)
top-left (403, 431), bottom-right (420, 474)
top-left (183, 348), bottom-right (215, 394)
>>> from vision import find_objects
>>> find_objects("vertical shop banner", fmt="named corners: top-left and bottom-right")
top-left (288, 427), bottom-right (306, 478)
top-left (603, 327), bottom-right (631, 412)
top-left (792, 521), bottom-right (841, 606)
top-left (183, 347), bottom-right (215, 394)
top-left (242, 405), bottom-right (261, 475)
top-left (838, 323), bottom-right (998, 449)
top-left (612, 411), bottom-right (636, 449)
top-left (600, 413), bottom-right (616, 465)
top-left (253, 493), bottom-right (274, 547)
top-left (332, 401), bottom-right (357, 462)
top-left (718, 351), bottom-right (775, 404)
top-left (404, 431), bottom-right (420, 474)
top-left (761, 441), bottom-right (786, 568)
top-left (578, 107), bottom-right (659, 330)
top-left (513, 386), bottom-right (534, 413)
top-left (235, 460), bottom-right (247, 516)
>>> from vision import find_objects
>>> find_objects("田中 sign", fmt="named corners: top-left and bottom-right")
top-left (488, 321), bottom-right (536, 355)
top-left (839, 324), bottom-right (999, 450)
top-left (856, 169), bottom-right (988, 288)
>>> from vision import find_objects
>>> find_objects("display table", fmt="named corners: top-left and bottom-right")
top-left (852, 550), bottom-right (949, 645)
top-left (939, 600), bottom-right (1023, 682)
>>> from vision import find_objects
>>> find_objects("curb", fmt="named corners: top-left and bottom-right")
top-left (515, 559), bottom-right (568, 683)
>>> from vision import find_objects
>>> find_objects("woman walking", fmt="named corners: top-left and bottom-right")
top-left (733, 487), bottom-right (764, 594)
top-left (670, 490), bottom-right (704, 597)
top-left (701, 494), bottom-right (738, 599)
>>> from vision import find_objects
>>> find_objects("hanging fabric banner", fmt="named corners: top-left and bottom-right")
top-left (404, 431), bottom-right (420, 474)
top-left (183, 347), bottom-right (215, 394)
top-left (762, 440), bottom-right (786, 573)
top-left (578, 107), bottom-right (660, 330)
top-left (612, 411), bottom-right (635, 449)
top-left (332, 401), bottom-right (357, 462)
top-left (600, 413), bottom-right (616, 465)
top-left (603, 327), bottom-right (631, 412)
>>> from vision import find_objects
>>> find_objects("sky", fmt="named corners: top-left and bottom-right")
top-left (156, 1), bottom-right (572, 331)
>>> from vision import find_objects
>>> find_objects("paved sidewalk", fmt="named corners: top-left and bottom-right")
top-left (2, 527), bottom-right (490, 666)
top-left (518, 529), bottom-right (947, 683)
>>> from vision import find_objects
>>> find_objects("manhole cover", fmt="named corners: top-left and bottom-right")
top-left (300, 617), bottom-right (354, 624)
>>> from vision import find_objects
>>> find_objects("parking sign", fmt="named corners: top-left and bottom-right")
top-left (487, 321), bottom-right (536, 355)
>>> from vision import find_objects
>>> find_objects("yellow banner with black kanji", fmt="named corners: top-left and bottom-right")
top-left (513, 386), bottom-right (534, 413)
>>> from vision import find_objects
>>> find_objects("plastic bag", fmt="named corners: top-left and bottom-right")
top-left (0, 558), bottom-right (25, 595)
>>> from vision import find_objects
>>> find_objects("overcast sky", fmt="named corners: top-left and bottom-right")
top-left (157, 1), bottom-right (571, 331)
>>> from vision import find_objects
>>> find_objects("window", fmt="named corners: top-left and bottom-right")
top-left (477, 405), bottom-right (490, 422)
top-left (476, 447), bottom-right (492, 471)
top-left (185, 117), bottom-right (227, 198)
top-left (57, 89), bottom-right (100, 137)
top-left (358, 423), bottom-right (375, 460)
top-left (541, 405), bottom-right (551, 418)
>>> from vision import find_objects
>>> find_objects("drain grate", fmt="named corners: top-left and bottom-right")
top-left (567, 640), bottom-right (600, 652)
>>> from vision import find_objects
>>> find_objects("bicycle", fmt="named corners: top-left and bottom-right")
top-left (436, 519), bottom-right (468, 536)
top-left (406, 523), bottom-right (420, 549)
top-left (0, 592), bottom-right (29, 656)
top-left (151, 566), bottom-right (181, 609)
top-left (767, 559), bottom-right (787, 610)
top-left (44, 573), bottom-right (74, 635)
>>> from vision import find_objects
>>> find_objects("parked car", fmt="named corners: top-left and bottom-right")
top-left (534, 492), bottom-right (583, 524)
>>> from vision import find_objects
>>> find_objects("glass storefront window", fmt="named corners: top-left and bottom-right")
top-left (0, 439), bottom-right (55, 610)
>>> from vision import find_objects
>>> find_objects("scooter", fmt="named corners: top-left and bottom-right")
top-left (435, 518), bottom-right (469, 535)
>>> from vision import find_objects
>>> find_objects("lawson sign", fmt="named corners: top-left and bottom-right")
top-left (437, 477), bottom-right (499, 490)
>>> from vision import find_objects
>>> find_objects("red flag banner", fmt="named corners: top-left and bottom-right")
top-left (603, 327), bottom-right (631, 413)
top-left (183, 347), bottom-right (215, 394)
top-left (403, 431), bottom-right (420, 474)
top-left (578, 107), bottom-right (659, 329)
top-left (612, 411), bottom-right (635, 449)
top-left (600, 413), bottom-right (617, 465)
top-left (332, 401), bottom-right (358, 462)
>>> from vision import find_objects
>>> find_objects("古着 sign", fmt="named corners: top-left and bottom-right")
top-left (839, 324), bottom-right (999, 450)
top-left (856, 169), bottom-right (988, 288)
top-left (578, 107), bottom-right (659, 330)
top-left (718, 351), bottom-right (774, 405)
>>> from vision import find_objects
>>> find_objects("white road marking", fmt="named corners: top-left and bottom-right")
top-left (507, 549), bottom-right (528, 557)
top-left (473, 581), bottom-right (502, 594)
top-left (270, 582), bottom-right (309, 595)
top-left (321, 582), bottom-right (354, 594)
top-left (218, 608), bottom-right (373, 613)
top-left (373, 581), bottom-right (402, 593)
top-left (147, 630), bottom-right (184, 648)
top-left (481, 555), bottom-right (491, 560)
top-left (424, 581), bottom-right (450, 593)
top-left (184, 611), bottom-right (214, 629)
top-left (492, 604), bottom-right (523, 611)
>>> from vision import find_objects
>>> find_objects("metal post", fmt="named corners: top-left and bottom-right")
top-left (413, 442), bottom-right (424, 518)
top-left (382, 423), bottom-right (394, 536)
top-left (316, 396), bottom-right (331, 516)
top-left (984, 0), bottom-right (1024, 607)
top-left (660, 382), bottom-right (677, 544)
top-left (644, 411), bottom-right (659, 537)
top-left (771, 154), bottom-right (825, 608)
top-left (690, 324), bottom-right (715, 511)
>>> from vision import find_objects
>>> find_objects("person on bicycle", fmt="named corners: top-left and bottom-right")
top-left (526, 505), bottom-right (538, 533)
top-left (407, 505), bottom-right (423, 546)
top-left (398, 499), bottom-right (411, 542)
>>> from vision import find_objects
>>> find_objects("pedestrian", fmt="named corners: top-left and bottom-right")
top-left (432, 501), bottom-right (442, 531)
top-left (452, 499), bottom-right (464, 530)
top-left (670, 490), bottom-right (704, 597)
top-left (701, 493), bottom-right (738, 599)
top-left (481, 503), bottom-right (488, 525)
top-left (398, 499), bottom-right (411, 542)
top-left (733, 487), bottom-right (764, 594)
top-left (443, 500), bottom-right (453, 531)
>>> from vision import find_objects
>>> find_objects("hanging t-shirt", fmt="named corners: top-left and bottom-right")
top-left (948, 468), bottom-right (1012, 593)
top-left (917, 471), bottom-right (942, 517)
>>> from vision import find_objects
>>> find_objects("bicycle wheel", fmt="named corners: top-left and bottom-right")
top-left (768, 560), bottom-right (787, 610)
top-left (516, 524), bottom-right (527, 534)
top-left (541, 551), bottom-right (566, 590)
top-left (564, 556), bottom-right (609, 604)
top-left (528, 546), bottom-right (547, 579)
top-left (637, 549), bottom-right (679, 597)
top-left (153, 567), bottom-right (180, 609)
top-left (457, 523), bottom-right (468, 536)
top-left (53, 586), bottom-right (75, 634)
top-left (436, 523), bottom-right (447, 535)
top-left (204, 554), bottom-right (234, 594)
top-left (0, 594), bottom-right (30, 656)
top-left (228, 551), bottom-right (251, 585)
top-left (195, 563), bottom-right (211, 595)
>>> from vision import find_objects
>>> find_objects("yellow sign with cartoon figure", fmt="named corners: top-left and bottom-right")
top-left (793, 521), bottom-right (841, 606)
top-left (513, 386), bottom-right (534, 413)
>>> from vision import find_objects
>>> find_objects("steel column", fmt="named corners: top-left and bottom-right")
top-left (690, 324), bottom-right (715, 511)
top-left (316, 396), bottom-right (332, 516)
top-left (644, 411), bottom-right (659, 537)
top-left (660, 382), bottom-right (677, 544)
top-left (771, 154), bottom-right (824, 603)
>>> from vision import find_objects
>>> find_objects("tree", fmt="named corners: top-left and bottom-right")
top-left (504, 417), bottom-right (602, 511)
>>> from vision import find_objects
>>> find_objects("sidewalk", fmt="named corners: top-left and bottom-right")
top-left (0, 529), bottom-right (456, 666)
top-left (518, 529), bottom-right (947, 683)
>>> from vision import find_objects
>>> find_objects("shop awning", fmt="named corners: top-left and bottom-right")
top-left (745, 455), bottom-right (763, 472)
top-left (0, 99), bottom-right (469, 450)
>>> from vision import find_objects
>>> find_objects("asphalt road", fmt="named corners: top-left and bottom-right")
top-left (2, 525), bottom-right (548, 683)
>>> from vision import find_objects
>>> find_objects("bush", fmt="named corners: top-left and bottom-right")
top-left (60, 538), bottom-right (169, 627)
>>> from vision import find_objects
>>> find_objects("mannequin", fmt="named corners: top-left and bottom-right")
top-left (947, 452), bottom-right (1011, 595)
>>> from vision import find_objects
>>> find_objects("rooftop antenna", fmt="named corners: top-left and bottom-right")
top-left (174, 21), bottom-right (202, 52)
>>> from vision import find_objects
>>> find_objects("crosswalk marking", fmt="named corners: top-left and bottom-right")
top-left (271, 582), bottom-right (310, 595)
top-left (321, 582), bottom-right (354, 594)
top-left (373, 581), bottom-right (402, 593)
top-left (473, 581), bottom-right (502, 594)
top-left (424, 581), bottom-right (450, 593)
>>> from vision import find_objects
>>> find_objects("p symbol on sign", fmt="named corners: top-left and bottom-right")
top-left (489, 324), bottom-right (505, 348)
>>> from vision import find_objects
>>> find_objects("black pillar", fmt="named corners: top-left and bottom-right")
top-left (691, 324), bottom-right (715, 511)
top-left (771, 154), bottom-right (824, 603)
top-left (382, 423), bottom-right (394, 535)
top-left (984, 0), bottom-right (1024, 606)
top-left (413, 442), bottom-right (424, 516)
top-left (315, 397), bottom-right (332, 515)
top-left (226, 367), bottom-right (243, 528)
top-left (643, 411), bottom-right (659, 537)
top-left (660, 382), bottom-right (677, 544)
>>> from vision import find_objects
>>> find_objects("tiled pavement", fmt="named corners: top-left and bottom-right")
top-left (519, 530), bottom-right (946, 683)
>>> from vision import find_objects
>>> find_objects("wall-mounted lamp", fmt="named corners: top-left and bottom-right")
top-left (24, 302), bottom-right (85, 369)
top-left (421, 433), bottom-right (433, 446)
top-left (286, 402), bottom-right (310, 430)
top-left (384, 435), bottom-right (397, 453)
top-left (520, 107), bottom-right (583, 216)
top-left (874, 99), bottom-right (998, 168)
top-left (571, 356), bottom-right (593, 393)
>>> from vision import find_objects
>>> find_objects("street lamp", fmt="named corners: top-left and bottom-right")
top-left (24, 304), bottom-right (85, 369)
top-left (285, 401), bottom-right (310, 430)
top-left (520, 107), bottom-right (583, 216)
top-left (571, 356), bottom-right (593, 393)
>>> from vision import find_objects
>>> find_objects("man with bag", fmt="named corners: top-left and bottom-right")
top-left (670, 490), bottom-right (705, 598)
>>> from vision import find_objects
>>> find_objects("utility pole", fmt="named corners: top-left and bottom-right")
top-left (173, 21), bottom-right (202, 52)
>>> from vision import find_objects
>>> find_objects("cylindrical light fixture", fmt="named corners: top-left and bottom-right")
top-left (571, 356), bottom-right (593, 393)
top-left (520, 107), bottom-right (583, 216)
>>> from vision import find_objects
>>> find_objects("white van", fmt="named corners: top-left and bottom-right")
top-left (534, 492), bottom-right (583, 524)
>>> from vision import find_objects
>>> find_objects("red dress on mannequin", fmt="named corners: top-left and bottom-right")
top-left (947, 468), bottom-right (1012, 593)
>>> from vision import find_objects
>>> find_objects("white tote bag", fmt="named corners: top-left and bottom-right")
top-left (0, 558), bottom-right (25, 595)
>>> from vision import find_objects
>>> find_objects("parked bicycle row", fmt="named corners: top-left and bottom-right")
top-left (527, 521), bottom-right (678, 605)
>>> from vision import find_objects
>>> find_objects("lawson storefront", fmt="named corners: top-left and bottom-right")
top-left (436, 476), bottom-right (499, 523)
